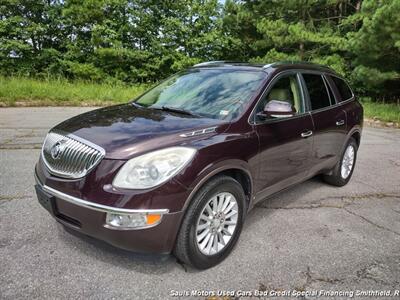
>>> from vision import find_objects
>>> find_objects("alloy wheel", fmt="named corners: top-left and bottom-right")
top-left (341, 144), bottom-right (355, 179)
top-left (195, 192), bottom-right (239, 256)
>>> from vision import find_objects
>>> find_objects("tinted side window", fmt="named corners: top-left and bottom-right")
top-left (303, 74), bottom-right (331, 110)
top-left (331, 76), bottom-right (353, 101)
top-left (325, 77), bottom-right (337, 104)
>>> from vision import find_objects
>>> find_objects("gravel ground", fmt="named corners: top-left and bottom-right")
top-left (0, 107), bottom-right (399, 300)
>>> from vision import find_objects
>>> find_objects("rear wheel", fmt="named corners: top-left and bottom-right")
top-left (323, 137), bottom-right (358, 186)
top-left (174, 175), bottom-right (245, 269)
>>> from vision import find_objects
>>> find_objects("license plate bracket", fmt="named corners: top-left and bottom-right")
top-left (35, 185), bottom-right (57, 215)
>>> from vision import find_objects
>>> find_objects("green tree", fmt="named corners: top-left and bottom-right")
top-left (346, 0), bottom-right (400, 100)
top-left (0, 0), bottom-right (65, 76)
top-left (0, 0), bottom-right (399, 102)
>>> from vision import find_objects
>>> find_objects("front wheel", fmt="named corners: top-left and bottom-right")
top-left (323, 137), bottom-right (358, 186)
top-left (174, 175), bottom-right (245, 269)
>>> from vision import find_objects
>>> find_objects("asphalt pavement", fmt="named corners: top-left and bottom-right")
top-left (0, 107), bottom-right (399, 299)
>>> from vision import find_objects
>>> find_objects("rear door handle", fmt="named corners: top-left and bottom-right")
top-left (336, 119), bottom-right (345, 126)
top-left (301, 130), bottom-right (313, 138)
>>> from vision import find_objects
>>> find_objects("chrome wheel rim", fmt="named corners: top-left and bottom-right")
top-left (196, 192), bottom-right (239, 256)
top-left (341, 145), bottom-right (355, 179)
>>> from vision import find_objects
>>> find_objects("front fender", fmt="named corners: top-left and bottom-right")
top-left (180, 158), bottom-right (254, 213)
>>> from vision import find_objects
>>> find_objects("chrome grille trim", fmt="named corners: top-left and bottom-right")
top-left (41, 131), bottom-right (105, 179)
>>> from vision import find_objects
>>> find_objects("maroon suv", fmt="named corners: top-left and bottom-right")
top-left (35, 61), bottom-right (363, 269)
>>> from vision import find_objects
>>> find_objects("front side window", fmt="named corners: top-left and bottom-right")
top-left (302, 74), bottom-right (331, 110)
top-left (331, 76), bottom-right (353, 102)
top-left (135, 69), bottom-right (265, 120)
top-left (256, 74), bottom-right (304, 117)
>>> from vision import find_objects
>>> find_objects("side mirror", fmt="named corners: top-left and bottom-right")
top-left (257, 100), bottom-right (296, 119)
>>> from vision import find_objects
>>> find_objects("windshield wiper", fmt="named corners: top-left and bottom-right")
top-left (154, 106), bottom-right (199, 117)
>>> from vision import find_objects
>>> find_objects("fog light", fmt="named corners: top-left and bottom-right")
top-left (105, 212), bottom-right (162, 229)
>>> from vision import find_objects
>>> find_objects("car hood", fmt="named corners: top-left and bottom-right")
top-left (53, 103), bottom-right (229, 159)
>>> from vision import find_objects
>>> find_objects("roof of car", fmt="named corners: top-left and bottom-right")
top-left (192, 61), bottom-right (337, 75)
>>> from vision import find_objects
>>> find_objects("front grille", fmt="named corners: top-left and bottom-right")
top-left (41, 131), bottom-right (105, 179)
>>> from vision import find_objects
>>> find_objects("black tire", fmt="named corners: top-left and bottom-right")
top-left (173, 175), bottom-right (246, 269)
top-left (323, 137), bottom-right (358, 186)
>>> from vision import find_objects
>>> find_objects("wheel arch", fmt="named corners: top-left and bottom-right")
top-left (182, 162), bottom-right (254, 214)
top-left (346, 125), bottom-right (362, 148)
top-left (350, 130), bottom-right (361, 147)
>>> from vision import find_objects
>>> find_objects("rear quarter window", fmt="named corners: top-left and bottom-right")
top-left (331, 76), bottom-right (353, 101)
top-left (302, 74), bottom-right (331, 110)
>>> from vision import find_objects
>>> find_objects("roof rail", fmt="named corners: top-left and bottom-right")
top-left (262, 61), bottom-right (334, 71)
top-left (262, 63), bottom-right (273, 69)
top-left (193, 61), bottom-right (241, 67)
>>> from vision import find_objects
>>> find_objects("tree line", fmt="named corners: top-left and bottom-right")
top-left (1, 0), bottom-right (399, 102)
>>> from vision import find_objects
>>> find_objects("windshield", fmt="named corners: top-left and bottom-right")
top-left (134, 68), bottom-right (265, 120)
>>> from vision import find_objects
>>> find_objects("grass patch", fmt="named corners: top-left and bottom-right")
top-left (0, 76), bottom-right (148, 106)
top-left (361, 99), bottom-right (400, 124)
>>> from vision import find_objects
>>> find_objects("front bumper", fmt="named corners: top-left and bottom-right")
top-left (34, 172), bottom-right (183, 254)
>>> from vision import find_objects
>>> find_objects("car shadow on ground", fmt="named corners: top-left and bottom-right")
top-left (56, 176), bottom-right (326, 273)
top-left (244, 176), bottom-right (326, 230)
top-left (57, 224), bottom-right (179, 274)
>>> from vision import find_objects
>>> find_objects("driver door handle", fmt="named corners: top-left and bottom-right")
top-left (336, 119), bottom-right (345, 126)
top-left (301, 130), bottom-right (313, 138)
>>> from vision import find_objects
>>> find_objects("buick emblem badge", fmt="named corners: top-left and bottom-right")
top-left (51, 141), bottom-right (64, 159)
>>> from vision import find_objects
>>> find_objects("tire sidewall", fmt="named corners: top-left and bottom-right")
top-left (338, 138), bottom-right (358, 185)
top-left (187, 179), bottom-right (245, 269)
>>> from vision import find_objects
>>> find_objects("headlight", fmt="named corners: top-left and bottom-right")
top-left (112, 147), bottom-right (196, 189)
